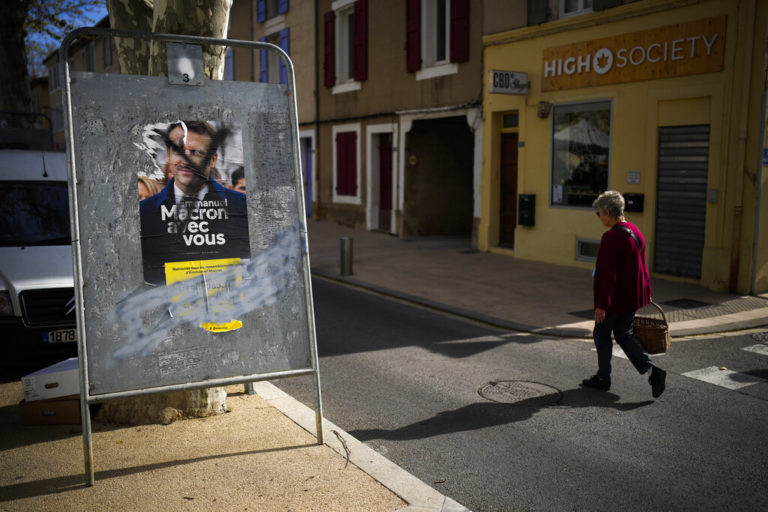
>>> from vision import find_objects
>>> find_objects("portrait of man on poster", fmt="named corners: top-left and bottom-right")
top-left (138, 120), bottom-right (250, 285)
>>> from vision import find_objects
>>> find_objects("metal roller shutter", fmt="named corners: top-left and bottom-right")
top-left (654, 124), bottom-right (709, 278)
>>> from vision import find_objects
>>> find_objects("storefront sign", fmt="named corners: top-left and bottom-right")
top-left (542, 15), bottom-right (726, 91)
top-left (489, 70), bottom-right (529, 95)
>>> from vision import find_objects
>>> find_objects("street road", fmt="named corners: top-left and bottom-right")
top-left (276, 278), bottom-right (768, 512)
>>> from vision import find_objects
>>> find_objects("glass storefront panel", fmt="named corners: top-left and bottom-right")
top-left (550, 100), bottom-right (611, 207)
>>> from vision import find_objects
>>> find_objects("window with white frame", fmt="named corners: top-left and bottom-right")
top-left (259, 28), bottom-right (290, 84)
top-left (551, 101), bottom-right (611, 207)
top-left (332, 124), bottom-right (361, 204)
top-left (406, 0), bottom-right (468, 79)
top-left (267, 31), bottom-right (282, 82)
top-left (560, 0), bottom-right (593, 18)
top-left (422, 0), bottom-right (449, 68)
top-left (336, 3), bottom-right (355, 83)
top-left (324, 0), bottom-right (367, 92)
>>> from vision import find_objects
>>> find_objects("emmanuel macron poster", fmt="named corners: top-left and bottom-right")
top-left (136, 120), bottom-right (250, 287)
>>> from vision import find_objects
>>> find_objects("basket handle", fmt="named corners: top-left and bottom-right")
top-left (647, 299), bottom-right (669, 327)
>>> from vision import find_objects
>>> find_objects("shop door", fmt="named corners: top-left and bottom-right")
top-left (654, 125), bottom-right (709, 278)
top-left (499, 132), bottom-right (518, 246)
top-left (378, 133), bottom-right (392, 231)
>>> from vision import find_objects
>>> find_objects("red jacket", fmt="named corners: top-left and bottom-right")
top-left (593, 221), bottom-right (651, 316)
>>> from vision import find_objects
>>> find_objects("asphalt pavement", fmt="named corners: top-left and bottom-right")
top-left (2, 220), bottom-right (766, 511)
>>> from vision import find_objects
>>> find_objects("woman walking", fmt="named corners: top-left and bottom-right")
top-left (582, 191), bottom-right (667, 398)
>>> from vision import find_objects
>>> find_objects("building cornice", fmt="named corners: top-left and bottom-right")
top-left (483, 0), bottom-right (709, 47)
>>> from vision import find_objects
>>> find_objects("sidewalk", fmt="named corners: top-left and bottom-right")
top-left (0, 380), bottom-right (454, 511)
top-left (306, 220), bottom-right (768, 338)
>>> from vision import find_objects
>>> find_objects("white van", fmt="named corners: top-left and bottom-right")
top-left (0, 150), bottom-right (76, 360)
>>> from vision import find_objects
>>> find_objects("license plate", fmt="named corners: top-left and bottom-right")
top-left (43, 328), bottom-right (77, 343)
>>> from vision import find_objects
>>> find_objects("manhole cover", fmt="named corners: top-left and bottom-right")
top-left (478, 380), bottom-right (562, 406)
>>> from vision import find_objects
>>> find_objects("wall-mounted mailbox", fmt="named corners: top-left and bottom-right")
top-left (624, 193), bottom-right (644, 212)
top-left (519, 194), bottom-right (535, 226)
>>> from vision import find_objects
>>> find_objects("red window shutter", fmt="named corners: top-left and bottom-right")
top-left (336, 132), bottom-right (357, 196)
top-left (406, 0), bottom-right (420, 72)
top-left (450, 0), bottom-right (469, 63)
top-left (324, 11), bottom-right (335, 88)
top-left (354, 0), bottom-right (368, 81)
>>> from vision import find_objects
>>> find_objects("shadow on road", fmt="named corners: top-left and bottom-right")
top-left (349, 388), bottom-right (654, 441)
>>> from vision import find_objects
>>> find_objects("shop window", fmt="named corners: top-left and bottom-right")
top-left (257, 0), bottom-right (289, 22)
top-left (260, 28), bottom-right (289, 84)
top-left (333, 124), bottom-right (361, 204)
top-left (560, 0), bottom-right (593, 18)
top-left (406, 0), bottom-right (468, 79)
top-left (324, 0), bottom-right (368, 93)
top-left (551, 101), bottom-right (611, 207)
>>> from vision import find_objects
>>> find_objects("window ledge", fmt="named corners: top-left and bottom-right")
top-left (332, 81), bottom-right (361, 94)
top-left (416, 63), bottom-right (458, 81)
top-left (332, 194), bottom-right (361, 205)
top-left (265, 15), bottom-right (285, 28)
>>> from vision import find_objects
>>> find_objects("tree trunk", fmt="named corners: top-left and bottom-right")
top-left (98, 0), bottom-right (234, 426)
top-left (105, 0), bottom-right (153, 75)
top-left (0, 0), bottom-right (33, 122)
top-left (150, 0), bottom-right (232, 79)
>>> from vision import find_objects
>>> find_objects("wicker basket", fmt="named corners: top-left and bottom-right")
top-left (634, 300), bottom-right (670, 354)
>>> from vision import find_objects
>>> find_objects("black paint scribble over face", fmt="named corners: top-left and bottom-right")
top-left (164, 121), bottom-right (229, 195)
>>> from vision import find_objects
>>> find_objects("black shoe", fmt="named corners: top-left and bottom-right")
top-left (581, 375), bottom-right (610, 391)
top-left (649, 366), bottom-right (667, 398)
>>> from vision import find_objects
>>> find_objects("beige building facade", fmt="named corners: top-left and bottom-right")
top-left (231, 0), bottom-right (485, 242)
top-left (44, 17), bottom-right (118, 151)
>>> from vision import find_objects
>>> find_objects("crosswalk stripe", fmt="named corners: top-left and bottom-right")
top-left (588, 342), bottom-right (768, 391)
top-left (591, 346), bottom-right (666, 360)
top-left (743, 344), bottom-right (768, 356)
top-left (681, 366), bottom-right (766, 390)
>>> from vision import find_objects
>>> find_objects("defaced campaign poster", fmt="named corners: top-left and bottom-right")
top-left (136, 120), bottom-right (251, 292)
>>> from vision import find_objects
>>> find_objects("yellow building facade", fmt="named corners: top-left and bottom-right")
top-left (481, 0), bottom-right (768, 295)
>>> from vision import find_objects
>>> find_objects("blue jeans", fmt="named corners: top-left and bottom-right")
top-left (593, 311), bottom-right (654, 380)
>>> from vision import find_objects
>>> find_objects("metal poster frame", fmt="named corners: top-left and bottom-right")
top-left (61, 28), bottom-right (323, 485)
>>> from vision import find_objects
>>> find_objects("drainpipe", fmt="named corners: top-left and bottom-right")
top-left (752, 38), bottom-right (768, 294)
top-left (729, 0), bottom-right (756, 293)
top-left (250, 0), bottom-right (255, 82)
top-left (314, 0), bottom-right (320, 219)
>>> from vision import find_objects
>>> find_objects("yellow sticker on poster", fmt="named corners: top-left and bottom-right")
top-left (164, 258), bottom-right (243, 333)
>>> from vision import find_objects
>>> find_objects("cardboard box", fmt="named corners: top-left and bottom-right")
top-left (20, 396), bottom-right (81, 425)
top-left (21, 357), bottom-right (79, 402)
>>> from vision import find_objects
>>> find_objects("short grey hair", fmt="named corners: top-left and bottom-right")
top-left (593, 190), bottom-right (625, 219)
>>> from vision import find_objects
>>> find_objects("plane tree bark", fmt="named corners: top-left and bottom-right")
top-left (96, 0), bottom-right (233, 425)
top-left (105, 0), bottom-right (231, 78)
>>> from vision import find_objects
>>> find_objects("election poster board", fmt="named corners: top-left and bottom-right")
top-left (66, 55), bottom-right (315, 397)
